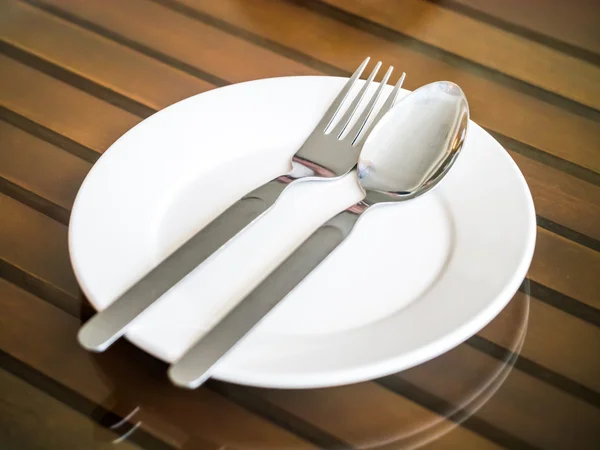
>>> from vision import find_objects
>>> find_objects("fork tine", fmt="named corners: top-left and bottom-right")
top-left (346, 65), bottom-right (393, 145)
top-left (331, 61), bottom-right (382, 137)
top-left (314, 57), bottom-right (370, 132)
top-left (353, 72), bottom-right (406, 147)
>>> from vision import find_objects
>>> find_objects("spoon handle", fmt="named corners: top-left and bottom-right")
top-left (168, 210), bottom-right (360, 389)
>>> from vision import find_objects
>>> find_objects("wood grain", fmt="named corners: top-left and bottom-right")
top-left (0, 278), bottom-right (318, 450)
top-left (0, 194), bottom-right (80, 313)
top-left (0, 279), bottom-right (520, 450)
top-left (0, 121), bottom-right (92, 223)
top-left (510, 152), bottom-right (600, 241)
top-left (2, 96), bottom-right (599, 394)
top-left (396, 345), bottom-right (600, 449)
top-left (178, 0), bottom-right (600, 173)
top-left (1, 193), bottom-right (599, 447)
top-left (479, 292), bottom-right (600, 394)
top-left (322, 0), bottom-right (600, 110)
top-left (446, 0), bottom-right (600, 56)
top-left (1, 1), bottom-right (599, 446)
top-left (530, 228), bottom-right (600, 310)
top-left (36, 0), bottom-right (320, 84)
top-left (0, 368), bottom-right (146, 450)
top-left (0, 54), bottom-right (140, 153)
top-left (215, 381), bottom-right (503, 450)
top-left (3, 1), bottom-right (599, 241)
top-left (0, 57), bottom-right (597, 385)
top-left (0, 0), bottom-right (213, 112)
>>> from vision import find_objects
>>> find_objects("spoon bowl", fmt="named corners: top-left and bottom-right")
top-left (358, 80), bottom-right (469, 202)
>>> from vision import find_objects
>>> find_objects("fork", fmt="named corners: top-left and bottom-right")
top-left (78, 57), bottom-right (406, 353)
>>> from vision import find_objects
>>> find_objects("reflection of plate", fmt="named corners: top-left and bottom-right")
top-left (384, 290), bottom-right (529, 449)
top-left (70, 76), bottom-right (536, 388)
top-left (88, 291), bottom-right (529, 449)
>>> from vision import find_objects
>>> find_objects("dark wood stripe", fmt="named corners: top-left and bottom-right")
top-left (3, 113), bottom-right (599, 314)
top-left (3, 237), bottom-right (598, 432)
top-left (1, 2), bottom-right (598, 421)
top-left (466, 334), bottom-right (600, 408)
top-left (148, 0), bottom-right (600, 187)
top-left (427, 0), bottom-right (600, 67)
top-left (376, 376), bottom-right (537, 450)
top-left (0, 41), bottom-right (153, 119)
top-left (0, 175), bottom-right (70, 225)
top-left (0, 349), bottom-right (175, 450)
top-left (24, 0), bottom-right (228, 88)
top-left (536, 216), bottom-right (600, 253)
top-left (209, 381), bottom-right (349, 450)
top-left (524, 280), bottom-right (600, 328)
top-left (149, 0), bottom-right (347, 78)
top-left (2, 96), bottom-right (599, 326)
top-left (4, 46), bottom-right (600, 250)
top-left (23, 0), bottom-right (600, 189)
top-left (3, 156), bottom-right (599, 329)
top-left (0, 108), bottom-right (99, 163)
top-left (490, 131), bottom-right (600, 188)
top-left (0, 263), bottom-right (338, 449)
top-left (0, 259), bottom-right (93, 320)
top-left (293, 0), bottom-right (600, 122)
top-left (2, 50), bottom-right (599, 324)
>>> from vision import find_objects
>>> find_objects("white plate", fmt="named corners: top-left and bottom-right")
top-left (69, 76), bottom-right (536, 389)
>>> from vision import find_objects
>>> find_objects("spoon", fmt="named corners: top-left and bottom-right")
top-left (169, 81), bottom-right (469, 389)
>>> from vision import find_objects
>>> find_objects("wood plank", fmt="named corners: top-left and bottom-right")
top-left (1, 16), bottom-right (599, 248)
top-left (2, 193), bottom-right (600, 447)
top-left (36, 0), bottom-right (319, 85)
top-left (3, 115), bottom-right (600, 392)
top-left (216, 380), bottom-right (502, 450)
top-left (0, 279), bottom-right (317, 450)
top-left (4, 2), bottom-right (600, 241)
top-left (8, 0), bottom-right (596, 248)
top-left (0, 54), bottom-right (139, 153)
top-left (179, 0), bottom-right (600, 173)
top-left (0, 194), bottom-right (80, 313)
top-left (1, 136), bottom-right (598, 391)
top-left (3, 22), bottom-right (598, 376)
top-left (0, 368), bottom-right (145, 450)
top-left (0, 121), bottom-right (92, 223)
top-left (0, 280), bottom-right (504, 450)
top-left (447, 0), bottom-right (600, 56)
top-left (322, 0), bottom-right (600, 110)
top-left (395, 344), bottom-right (600, 449)
top-left (530, 228), bottom-right (600, 310)
top-left (243, 293), bottom-right (600, 449)
top-left (510, 152), bottom-right (600, 242)
top-left (479, 292), bottom-right (600, 394)
top-left (0, 0), bottom-right (213, 111)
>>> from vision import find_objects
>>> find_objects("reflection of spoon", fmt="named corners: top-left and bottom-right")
top-left (169, 81), bottom-right (470, 389)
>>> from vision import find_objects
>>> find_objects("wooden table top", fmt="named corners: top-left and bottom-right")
top-left (1, 0), bottom-right (599, 449)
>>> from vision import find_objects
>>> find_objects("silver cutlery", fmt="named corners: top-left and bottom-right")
top-left (78, 58), bottom-right (406, 353)
top-left (168, 81), bottom-right (469, 389)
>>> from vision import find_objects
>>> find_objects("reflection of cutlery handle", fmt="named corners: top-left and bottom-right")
top-left (168, 210), bottom-right (360, 389)
top-left (78, 179), bottom-right (289, 353)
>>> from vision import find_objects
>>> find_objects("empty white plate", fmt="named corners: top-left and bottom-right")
top-left (69, 76), bottom-right (536, 388)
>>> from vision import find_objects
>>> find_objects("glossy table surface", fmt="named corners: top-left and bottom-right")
top-left (0, 0), bottom-right (599, 449)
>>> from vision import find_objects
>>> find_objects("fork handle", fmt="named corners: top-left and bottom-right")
top-left (168, 210), bottom-right (360, 389)
top-left (77, 179), bottom-right (289, 353)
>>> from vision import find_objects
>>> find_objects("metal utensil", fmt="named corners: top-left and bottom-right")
top-left (168, 81), bottom-right (469, 389)
top-left (78, 58), bottom-right (406, 352)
